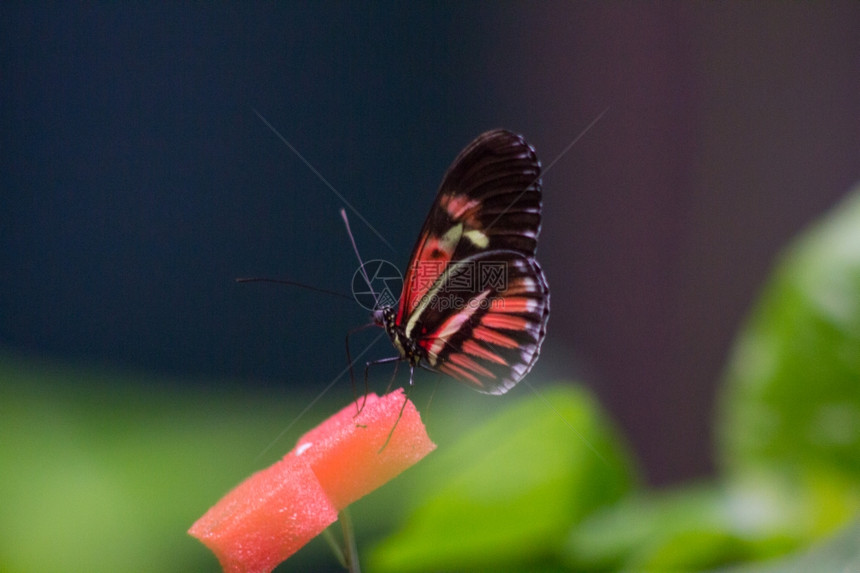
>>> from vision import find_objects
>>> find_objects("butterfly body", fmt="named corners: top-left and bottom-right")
top-left (374, 129), bottom-right (549, 395)
top-left (373, 306), bottom-right (420, 367)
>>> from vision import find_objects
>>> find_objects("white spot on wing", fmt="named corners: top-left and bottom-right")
top-left (464, 229), bottom-right (489, 248)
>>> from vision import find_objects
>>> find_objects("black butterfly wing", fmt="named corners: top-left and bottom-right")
top-left (396, 130), bottom-right (549, 394)
top-left (396, 129), bottom-right (543, 323)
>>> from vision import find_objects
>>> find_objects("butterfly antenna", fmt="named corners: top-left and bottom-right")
top-left (340, 208), bottom-right (379, 308)
top-left (342, 207), bottom-right (395, 414)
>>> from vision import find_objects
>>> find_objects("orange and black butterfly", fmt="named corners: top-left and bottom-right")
top-left (370, 129), bottom-right (549, 394)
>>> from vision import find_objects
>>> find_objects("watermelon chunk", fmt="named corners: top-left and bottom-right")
top-left (289, 389), bottom-right (437, 509)
top-left (189, 389), bottom-right (435, 572)
top-left (188, 455), bottom-right (337, 573)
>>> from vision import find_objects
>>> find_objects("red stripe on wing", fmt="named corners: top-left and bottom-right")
top-left (448, 352), bottom-right (495, 378)
top-left (440, 194), bottom-right (480, 223)
top-left (472, 325), bottom-right (519, 348)
top-left (462, 339), bottom-right (508, 365)
top-left (480, 312), bottom-right (530, 331)
top-left (439, 362), bottom-right (484, 387)
top-left (491, 296), bottom-right (536, 314)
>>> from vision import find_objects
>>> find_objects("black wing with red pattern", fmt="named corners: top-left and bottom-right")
top-left (384, 130), bottom-right (549, 394)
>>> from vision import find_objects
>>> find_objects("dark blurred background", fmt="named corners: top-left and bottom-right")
top-left (2, 3), bottom-right (859, 486)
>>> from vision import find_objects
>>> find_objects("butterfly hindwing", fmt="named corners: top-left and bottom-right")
top-left (415, 251), bottom-right (549, 394)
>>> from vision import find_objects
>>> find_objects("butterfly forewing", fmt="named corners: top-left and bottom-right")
top-left (397, 130), bottom-right (543, 324)
top-left (387, 129), bottom-right (549, 394)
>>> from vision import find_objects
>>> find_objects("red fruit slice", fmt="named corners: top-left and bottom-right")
top-left (289, 389), bottom-right (437, 509)
top-left (189, 390), bottom-right (435, 572)
top-left (189, 456), bottom-right (338, 573)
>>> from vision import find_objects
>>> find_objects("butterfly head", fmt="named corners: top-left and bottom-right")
top-left (372, 306), bottom-right (394, 328)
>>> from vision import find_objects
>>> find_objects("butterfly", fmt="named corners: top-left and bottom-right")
top-left (369, 129), bottom-right (549, 395)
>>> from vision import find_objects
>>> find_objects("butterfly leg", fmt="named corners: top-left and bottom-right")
top-left (345, 322), bottom-right (376, 415)
top-left (384, 359), bottom-right (401, 393)
top-left (359, 355), bottom-right (400, 416)
top-left (378, 384), bottom-right (414, 454)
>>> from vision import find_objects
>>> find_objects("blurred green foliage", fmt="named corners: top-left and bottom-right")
top-left (2, 183), bottom-right (860, 572)
top-left (369, 386), bottom-right (636, 572)
top-left (0, 358), bottom-right (313, 572)
top-left (717, 181), bottom-right (860, 536)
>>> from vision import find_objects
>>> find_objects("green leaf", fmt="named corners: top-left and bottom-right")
top-left (565, 482), bottom-right (800, 571)
top-left (368, 384), bottom-right (638, 572)
top-left (714, 517), bottom-right (860, 573)
top-left (717, 183), bottom-right (860, 538)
